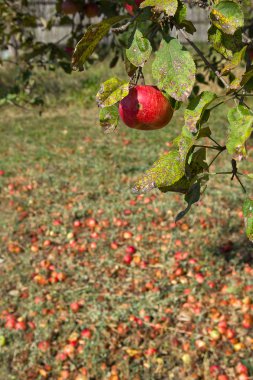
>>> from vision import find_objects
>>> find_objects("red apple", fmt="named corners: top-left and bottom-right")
top-left (70, 302), bottom-right (80, 313)
top-left (125, 245), bottom-right (136, 254)
top-left (84, 3), bottom-right (100, 18)
top-left (61, 0), bottom-right (82, 14)
top-left (145, 348), bottom-right (157, 356)
top-left (236, 363), bottom-right (248, 375)
top-left (81, 328), bottom-right (92, 339)
top-left (210, 365), bottom-right (221, 376)
top-left (5, 315), bottom-right (16, 330)
top-left (125, 0), bottom-right (143, 15)
top-left (119, 86), bottom-right (174, 130)
top-left (123, 253), bottom-right (133, 265)
top-left (15, 321), bottom-right (27, 331)
top-left (38, 340), bottom-right (50, 352)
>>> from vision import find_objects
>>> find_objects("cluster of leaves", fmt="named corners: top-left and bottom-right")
top-left (71, 0), bottom-right (253, 242)
top-left (0, 0), bottom-right (121, 106)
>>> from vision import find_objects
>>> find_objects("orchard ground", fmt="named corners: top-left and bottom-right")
top-left (0, 60), bottom-right (253, 380)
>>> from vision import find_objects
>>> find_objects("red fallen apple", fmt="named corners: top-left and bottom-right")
top-left (84, 3), bottom-right (100, 18)
top-left (61, 0), bottom-right (82, 14)
top-left (15, 320), bottom-right (27, 331)
top-left (119, 86), bottom-right (174, 130)
top-left (123, 253), bottom-right (133, 265)
top-left (5, 316), bottom-right (16, 330)
top-left (125, 245), bottom-right (136, 254)
top-left (81, 328), bottom-right (92, 339)
top-left (125, 0), bottom-right (143, 15)
top-left (70, 302), bottom-right (80, 313)
top-left (236, 363), bottom-right (248, 375)
top-left (38, 340), bottom-right (50, 352)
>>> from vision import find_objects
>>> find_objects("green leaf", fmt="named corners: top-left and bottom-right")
top-left (174, 1), bottom-right (196, 35)
top-left (132, 135), bottom-right (193, 194)
top-left (152, 37), bottom-right (196, 102)
top-left (124, 53), bottom-right (138, 77)
top-left (99, 105), bottom-right (119, 133)
top-left (126, 29), bottom-right (152, 67)
top-left (175, 148), bottom-right (209, 221)
top-left (210, 1), bottom-right (244, 35)
top-left (96, 78), bottom-right (129, 108)
top-left (240, 67), bottom-right (253, 89)
top-left (174, 0), bottom-right (186, 24)
top-left (197, 126), bottom-right (212, 139)
top-left (227, 105), bottom-right (253, 160)
top-left (179, 20), bottom-right (196, 35)
top-left (184, 91), bottom-right (217, 134)
top-left (243, 198), bottom-right (253, 242)
top-left (208, 25), bottom-right (243, 59)
top-left (221, 46), bottom-right (247, 74)
top-left (228, 77), bottom-right (241, 92)
top-left (140, 0), bottom-right (178, 17)
top-left (72, 16), bottom-right (128, 71)
top-left (159, 147), bottom-right (208, 194)
top-left (175, 182), bottom-right (201, 221)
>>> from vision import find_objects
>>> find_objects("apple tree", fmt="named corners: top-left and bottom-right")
top-left (71, 0), bottom-right (253, 242)
top-left (0, 0), bottom-right (108, 106)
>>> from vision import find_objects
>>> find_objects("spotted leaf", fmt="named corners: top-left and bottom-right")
top-left (210, 1), bottom-right (244, 36)
top-left (96, 78), bottom-right (129, 108)
top-left (227, 105), bottom-right (253, 160)
top-left (208, 25), bottom-right (243, 59)
top-left (152, 37), bottom-right (196, 102)
top-left (99, 105), bottom-right (119, 133)
top-left (126, 29), bottom-right (152, 67)
top-left (140, 0), bottom-right (178, 17)
top-left (72, 16), bottom-right (128, 71)
top-left (184, 91), bottom-right (217, 134)
top-left (132, 136), bottom-right (193, 194)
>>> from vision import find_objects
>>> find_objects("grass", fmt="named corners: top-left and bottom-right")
top-left (0, 60), bottom-right (253, 380)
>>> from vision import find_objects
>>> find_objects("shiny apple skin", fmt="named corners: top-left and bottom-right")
top-left (119, 85), bottom-right (174, 131)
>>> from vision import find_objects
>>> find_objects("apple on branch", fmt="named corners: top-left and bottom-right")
top-left (84, 2), bottom-right (100, 18)
top-left (119, 85), bottom-right (174, 130)
top-left (61, 0), bottom-right (83, 14)
top-left (125, 0), bottom-right (144, 16)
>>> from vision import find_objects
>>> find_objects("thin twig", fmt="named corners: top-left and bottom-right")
top-left (111, 11), bottom-right (141, 33)
top-left (194, 144), bottom-right (220, 150)
top-left (236, 174), bottom-right (247, 193)
top-left (179, 28), bottom-right (229, 89)
top-left (178, 28), bottom-right (251, 109)
top-left (208, 136), bottom-right (222, 148)
top-left (208, 149), bottom-right (224, 168)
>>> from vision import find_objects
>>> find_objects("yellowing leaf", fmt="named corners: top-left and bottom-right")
top-left (140, 0), bottom-right (178, 17)
top-left (96, 78), bottom-right (129, 108)
top-left (227, 105), bottom-right (253, 160)
top-left (72, 16), bottom-right (128, 71)
top-left (210, 1), bottom-right (244, 35)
